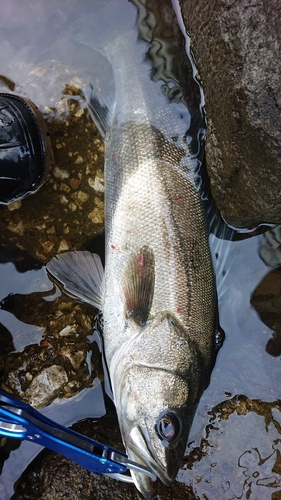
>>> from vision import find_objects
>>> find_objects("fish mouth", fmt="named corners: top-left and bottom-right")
top-left (125, 424), bottom-right (175, 487)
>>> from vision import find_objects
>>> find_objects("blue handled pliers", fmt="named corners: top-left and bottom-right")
top-left (0, 389), bottom-right (155, 483)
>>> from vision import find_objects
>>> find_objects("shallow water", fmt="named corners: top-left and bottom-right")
top-left (186, 235), bottom-right (281, 499)
top-left (0, 1), bottom-right (280, 499)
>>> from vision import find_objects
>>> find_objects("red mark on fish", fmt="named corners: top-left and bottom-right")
top-left (137, 253), bottom-right (144, 267)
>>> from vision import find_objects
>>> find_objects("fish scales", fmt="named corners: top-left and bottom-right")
top-left (104, 121), bottom-right (216, 367)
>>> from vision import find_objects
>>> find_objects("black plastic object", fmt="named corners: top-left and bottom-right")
top-left (0, 93), bottom-right (53, 204)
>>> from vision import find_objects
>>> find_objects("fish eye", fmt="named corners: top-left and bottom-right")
top-left (156, 413), bottom-right (180, 442)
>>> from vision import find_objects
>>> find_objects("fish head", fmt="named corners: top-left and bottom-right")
top-left (111, 312), bottom-right (207, 498)
top-left (122, 374), bottom-right (197, 498)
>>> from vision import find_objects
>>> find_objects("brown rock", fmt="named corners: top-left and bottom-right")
top-left (180, 0), bottom-right (281, 228)
top-left (251, 267), bottom-right (281, 356)
top-left (11, 415), bottom-right (198, 500)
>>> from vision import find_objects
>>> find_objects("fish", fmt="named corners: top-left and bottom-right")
top-left (46, 0), bottom-right (224, 498)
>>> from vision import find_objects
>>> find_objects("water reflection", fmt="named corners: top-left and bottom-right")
top-left (0, 246), bottom-right (42, 272)
top-left (178, 234), bottom-right (281, 499)
top-left (211, 235), bottom-right (280, 401)
top-left (179, 395), bottom-right (281, 499)
top-left (0, 259), bottom-right (52, 352)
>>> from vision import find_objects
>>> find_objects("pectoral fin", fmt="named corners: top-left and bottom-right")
top-left (46, 251), bottom-right (104, 309)
top-left (122, 246), bottom-right (155, 326)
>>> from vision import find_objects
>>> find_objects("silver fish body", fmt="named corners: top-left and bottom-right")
top-left (103, 125), bottom-right (217, 496)
top-left (47, 1), bottom-right (221, 498)
top-left (100, 21), bottom-right (217, 497)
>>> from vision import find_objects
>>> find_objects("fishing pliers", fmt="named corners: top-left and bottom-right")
top-left (0, 389), bottom-right (154, 483)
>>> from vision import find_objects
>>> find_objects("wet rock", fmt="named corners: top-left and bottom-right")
top-left (24, 365), bottom-right (68, 407)
top-left (259, 226), bottom-right (281, 268)
top-left (11, 395), bottom-right (281, 500)
top-left (0, 84), bottom-right (104, 262)
top-left (0, 292), bottom-right (103, 407)
top-left (251, 266), bottom-right (281, 357)
top-left (181, 395), bottom-right (281, 499)
top-left (0, 79), bottom-right (106, 408)
top-left (180, 0), bottom-right (281, 228)
top-left (12, 413), bottom-right (197, 500)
